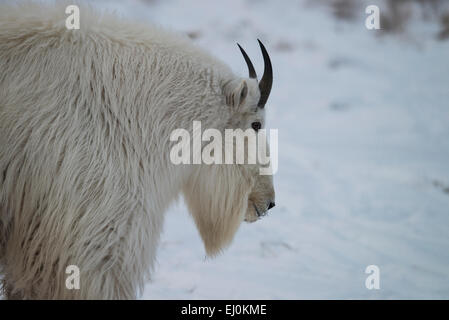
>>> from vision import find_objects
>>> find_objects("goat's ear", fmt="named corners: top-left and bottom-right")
top-left (226, 80), bottom-right (248, 109)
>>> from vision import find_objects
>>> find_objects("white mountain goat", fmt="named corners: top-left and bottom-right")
top-left (0, 3), bottom-right (275, 299)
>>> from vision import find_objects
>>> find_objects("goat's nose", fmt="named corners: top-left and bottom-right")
top-left (267, 201), bottom-right (275, 210)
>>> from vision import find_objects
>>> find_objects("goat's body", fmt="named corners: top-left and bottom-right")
top-left (0, 2), bottom-right (235, 299)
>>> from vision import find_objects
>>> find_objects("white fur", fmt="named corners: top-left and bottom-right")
top-left (0, 2), bottom-right (274, 299)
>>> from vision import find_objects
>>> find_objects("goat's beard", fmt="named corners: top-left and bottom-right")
top-left (183, 165), bottom-right (253, 256)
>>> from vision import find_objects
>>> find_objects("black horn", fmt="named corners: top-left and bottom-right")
top-left (237, 43), bottom-right (257, 79)
top-left (257, 39), bottom-right (273, 107)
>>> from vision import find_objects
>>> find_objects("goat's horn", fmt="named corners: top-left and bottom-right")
top-left (257, 39), bottom-right (273, 108)
top-left (237, 43), bottom-right (257, 79)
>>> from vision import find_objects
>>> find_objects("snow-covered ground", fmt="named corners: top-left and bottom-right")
top-left (7, 0), bottom-right (449, 299)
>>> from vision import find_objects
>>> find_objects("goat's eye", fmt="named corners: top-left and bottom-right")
top-left (251, 121), bottom-right (261, 131)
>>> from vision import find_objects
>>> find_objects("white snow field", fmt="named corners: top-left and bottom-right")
top-left (5, 0), bottom-right (449, 299)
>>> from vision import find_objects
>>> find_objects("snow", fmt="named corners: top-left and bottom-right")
top-left (6, 0), bottom-right (449, 299)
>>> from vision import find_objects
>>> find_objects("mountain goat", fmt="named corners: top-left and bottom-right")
top-left (0, 2), bottom-right (275, 299)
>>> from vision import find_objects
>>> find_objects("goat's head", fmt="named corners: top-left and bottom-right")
top-left (183, 40), bottom-right (275, 256)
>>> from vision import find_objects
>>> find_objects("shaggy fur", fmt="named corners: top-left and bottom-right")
top-left (0, 2), bottom-right (274, 299)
